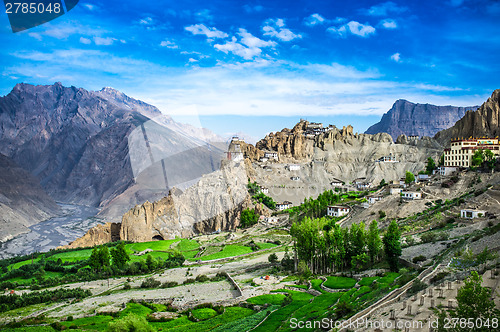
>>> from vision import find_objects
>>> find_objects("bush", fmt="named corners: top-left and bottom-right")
top-left (408, 279), bottom-right (427, 295)
top-left (161, 281), bottom-right (178, 288)
top-left (379, 210), bottom-right (386, 219)
top-left (195, 274), bottom-right (209, 283)
top-left (140, 277), bottom-right (161, 289)
top-left (108, 314), bottom-right (155, 332)
top-left (420, 232), bottom-right (438, 243)
top-left (413, 255), bottom-right (426, 264)
top-left (268, 253), bottom-right (278, 264)
top-left (123, 283), bottom-right (131, 290)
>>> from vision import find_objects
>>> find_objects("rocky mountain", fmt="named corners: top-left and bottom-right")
top-left (62, 160), bottom-right (251, 248)
top-left (0, 83), bottom-right (226, 225)
top-left (435, 89), bottom-right (500, 145)
top-left (365, 99), bottom-right (478, 140)
top-left (0, 153), bottom-right (61, 242)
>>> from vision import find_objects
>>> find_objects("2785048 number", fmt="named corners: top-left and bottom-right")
top-left (5, 2), bottom-right (61, 14)
top-left (443, 318), bottom-right (498, 329)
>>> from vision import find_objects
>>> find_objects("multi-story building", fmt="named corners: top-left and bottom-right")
top-left (444, 138), bottom-right (500, 168)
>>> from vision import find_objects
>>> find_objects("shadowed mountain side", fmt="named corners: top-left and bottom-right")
top-left (366, 99), bottom-right (478, 140)
top-left (0, 153), bottom-right (61, 242)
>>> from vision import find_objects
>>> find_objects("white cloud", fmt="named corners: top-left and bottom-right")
top-left (263, 18), bottom-right (302, 42)
top-left (326, 25), bottom-right (347, 38)
top-left (380, 19), bottom-right (398, 29)
top-left (80, 37), bottom-right (92, 44)
top-left (139, 17), bottom-right (154, 25)
top-left (364, 2), bottom-right (408, 16)
top-left (94, 36), bottom-right (115, 45)
top-left (304, 13), bottom-right (326, 26)
top-left (185, 24), bottom-right (228, 39)
top-left (214, 37), bottom-right (264, 60)
top-left (238, 29), bottom-right (276, 48)
top-left (28, 32), bottom-right (42, 40)
top-left (391, 52), bottom-right (401, 62)
top-left (83, 3), bottom-right (96, 11)
top-left (160, 40), bottom-right (179, 49)
top-left (346, 21), bottom-right (376, 37)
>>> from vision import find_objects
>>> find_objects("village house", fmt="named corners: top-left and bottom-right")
top-left (460, 209), bottom-right (487, 219)
top-left (408, 135), bottom-right (420, 140)
top-left (330, 178), bottom-right (344, 187)
top-left (277, 201), bottom-right (292, 211)
top-left (401, 191), bottom-right (422, 200)
top-left (444, 137), bottom-right (500, 168)
top-left (288, 164), bottom-right (300, 171)
top-left (389, 186), bottom-right (403, 195)
top-left (259, 157), bottom-right (269, 162)
top-left (227, 139), bottom-right (244, 162)
top-left (356, 182), bottom-right (371, 191)
top-left (376, 154), bottom-right (398, 163)
top-left (367, 195), bottom-right (382, 204)
top-left (264, 151), bottom-right (279, 161)
top-left (327, 205), bottom-right (350, 217)
top-left (417, 174), bottom-right (430, 181)
top-left (435, 166), bottom-right (457, 176)
top-left (259, 186), bottom-right (269, 194)
top-left (291, 176), bottom-right (300, 181)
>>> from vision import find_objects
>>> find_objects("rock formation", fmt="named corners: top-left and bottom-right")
top-left (0, 154), bottom-right (61, 242)
top-left (365, 99), bottom-right (478, 140)
top-left (435, 89), bottom-right (500, 146)
top-left (63, 161), bottom-right (251, 248)
top-left (59, 222), bottom-right (121, 249)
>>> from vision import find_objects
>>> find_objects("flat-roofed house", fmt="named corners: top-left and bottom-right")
top-left (277, 201), bottom-right (292, 211)
top-left (461, 209), bottom-right (487, 219)
top-left (327, 205), bottom-right (350, 217)
top-left (402, 191), bottom-right (422, 200)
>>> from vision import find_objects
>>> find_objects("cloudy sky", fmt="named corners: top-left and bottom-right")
top-left (1, 0), bottom-right (499, 139)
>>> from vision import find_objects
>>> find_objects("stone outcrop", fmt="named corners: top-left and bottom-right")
top-left (64, 161), bottom-right (251, 248)
top-left (366, 99), bottom-right (478, 140)
top-left (0, 153), bottom-right (61, 242)
top-left (435, 89), bottom-right (500, 146)
top-left (60, 222), bottom-right (121, 249)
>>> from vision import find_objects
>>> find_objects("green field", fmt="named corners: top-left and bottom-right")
top-left (247, 293), bottom-right (286, 305)
top-left (197, 245), bottom-right (253, 261)
top-left (191, 308), bottom-right (218, 321)
top-left (323, 276), bottom-right (357, 289)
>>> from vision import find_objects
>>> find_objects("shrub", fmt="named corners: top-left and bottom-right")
top-left (379, 210), bottom-right (386, 219)
top-left (123, 283), bottom-right (131, 290)
top-left (195, 274), bottom-right (209, 283)
top-left (408, 279), bottom-right (427, 295)
top-left (140, 277), bottom-right (161, 289)
top-left (161, 281), bottom-right (178, 288)
top-left (413, 255), bottom-right (426, 264)
top-left (268, 253), bottom-right (278, 264)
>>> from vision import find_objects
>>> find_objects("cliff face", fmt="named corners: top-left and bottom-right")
top-left (64, 161), bottom-right (251, 248)
top-left (435, 89), bottom-right (500, 145)
top-left (365, 99), bottom-right (478, 140)
top-left (0, 83), bottom-right (225, 222)
top-left (0, 154), bottom-right (61, 242)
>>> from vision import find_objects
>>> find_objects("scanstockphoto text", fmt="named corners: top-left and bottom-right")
top-left (289, 317), bottom-right (499, 330)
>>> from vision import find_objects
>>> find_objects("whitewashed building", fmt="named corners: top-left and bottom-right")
top-left (260, 187), bottom-right (269, 194)
top-left (367, 195), bottom-right (382, 204)
top-left (461, 209), bottom-right (487, 219)
top-left (417, 174), bottom-right (430, 181)
top-left (356, 182), bottom-right (371, 191)
top-left (288, 164), bottom-right (300, 171)
top-left (402, 191), bottom-right (422, 200)
top-left (390, 187), bottom-right (403, 195)
top-left (327, 205), bottom-right (350, 217)
top-left (330, 178), bottom-right (344, 187)
top-left (436, 166), bottom-right (457, 176)
top-left (264, 151), bottom-right (279, 161)
top-left (291, 176), bottom-right (300, 181)
top-left (277, 201), bottom-right (292, 211)
top-left (377, 154), bottom-right (398, 163)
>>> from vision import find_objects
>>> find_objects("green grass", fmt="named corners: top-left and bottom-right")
top-left (378, 272), bottom-right (399, 285)
top-left (310, 279), bottom-right (325, 293)
top-left (48, 249), bottom-right (93, 262)
top-left (191, 308), bottom-right (218, 321)
top-left (1, 327), bottom-right (56, 332)
top-left (253, 290), bottom-right (313, 332)
top-left (212, 305), bottom-right (279, 332)
top-left (358, 276), bottom-right (380, 286)
top-left (177, 239), bottom-right (200, 252)
top-left (255, 242), bottom-right (278, 250)
top-left (151, 307), bottom-right (254, 332)
top-left (247, 294), bottom-right (286, 305)
top-left (125, 239), bottom-right (180, 253)
top-left (323, 276), bottom-right (357, 289)
top-left (128, 250), bottom-right (174, 263)
top-left (287, 284), bottom-right (308, 290)
top-left (119, 303), bottom-right (152, 318)
top-left (60, 314), bottom-right (114, 330)
top-left (197, 245), bottom-right (253, 261)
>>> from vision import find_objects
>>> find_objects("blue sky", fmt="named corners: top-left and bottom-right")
top-left (1, 0), bottom-right (499, 140)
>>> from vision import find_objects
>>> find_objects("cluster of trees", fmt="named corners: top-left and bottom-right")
top-left (240, 208), bottom-right (259, 228)
top-left (248, 181), bottom-right (276, 209)
top-left (471, 149), bottom-right (497, 170)
top-left (0, 287), bottom-right (91, 312)
top-left (290, 218), bottom-right (402, 275)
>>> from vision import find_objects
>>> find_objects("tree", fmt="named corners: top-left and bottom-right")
top-left (367, 220), bottom-right (382, 263)
top-left (405, 171), bottom-right (415, 184)
top-left (379, 179), bottom-right (387, 188)
top-left (472, 149), bottom-right (484, 167)
top-left (383, 220), bottom-right (402, 272)
top-left (145, 254), bottom-right (156, 271)
top-left (89, 246), bottom-right (110, 272)
top-left (89, 247), bottom-right (100, 271)
top-left (484, 149), bottom-right (496, 170)
top-left (240, 208), bottom-right (259, 228)
top-left (111, 242), bottom-right (130, 269)
top-left (99, 246), bottom-right (110, 268)
top-left (268, 253), bottom-right (278, 264)
top-left (437, 271), bottom-right (500, 332)
top-left (439, 154), bottom-right (445, 166)
top-left (426, 157), bottom-right (436, 175)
